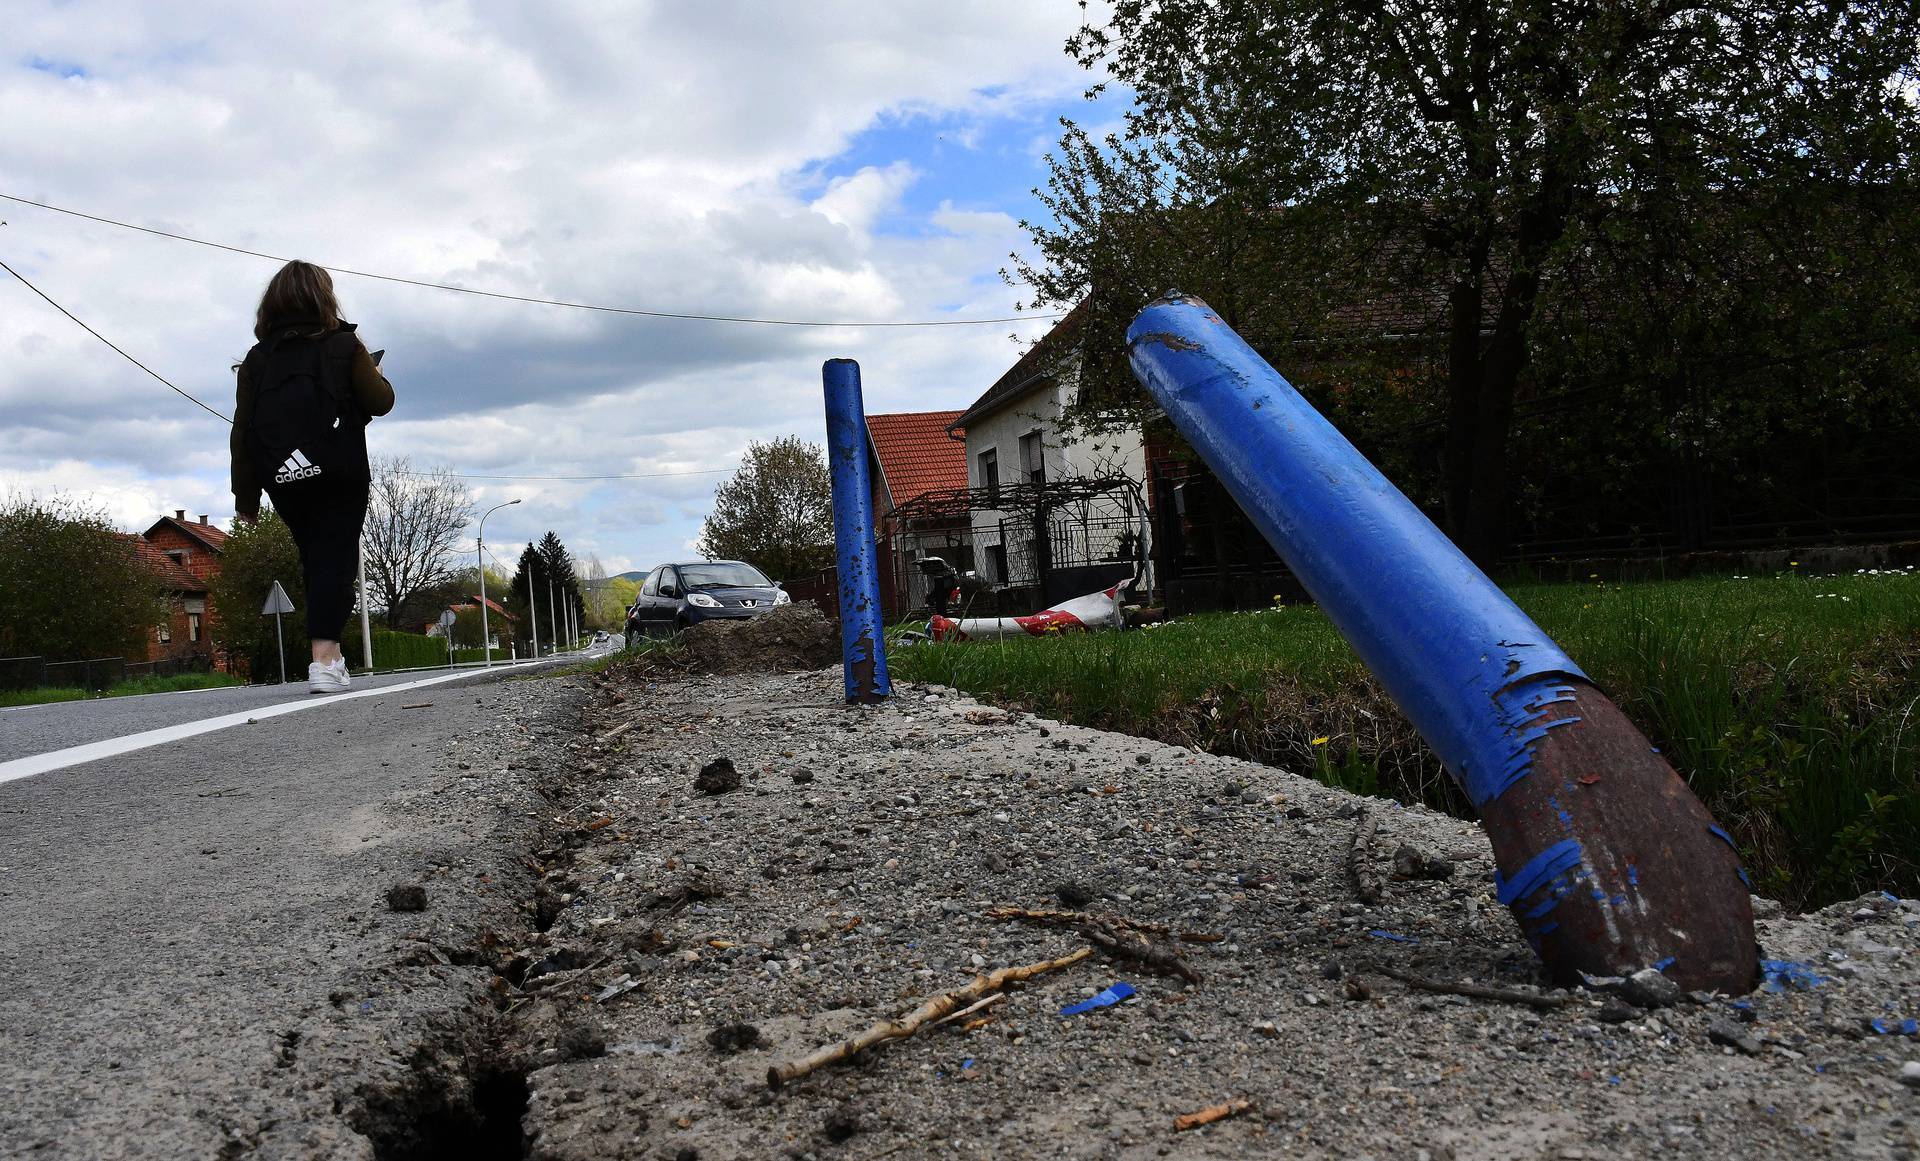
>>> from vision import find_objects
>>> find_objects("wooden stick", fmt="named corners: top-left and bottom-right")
top-left (1174, 1098), bottom-right (1252, 1131)
top-left (1374, 965), bottom-right (1568, 1009)
top-left (600, 718), bottom-right (641, 742)
top-left (766, 948), bottom-right (1090, 1088)
top-left (929, 991), bottom-right (1006, 1029)
top-left (983, 906), bottom-right (1205, 984)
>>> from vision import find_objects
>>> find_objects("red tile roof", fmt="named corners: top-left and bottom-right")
top-left (118, 533), bottom-right (205, 593)
top-left (866, 410), bottom-right (967, 510)
top-left (144, 514), bottom-right (228, 550)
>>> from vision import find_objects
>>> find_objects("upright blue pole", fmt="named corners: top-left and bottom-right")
top-left (1127, 293), bottom-right (1754, 993)
top-left (822, 359), bottom-right (891, 704)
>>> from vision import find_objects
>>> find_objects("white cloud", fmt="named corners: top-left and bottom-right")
top-left (0, 0), bottom-right (1091, 572)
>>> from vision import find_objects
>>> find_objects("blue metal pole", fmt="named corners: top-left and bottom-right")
top-left (1127, 293), bottom-right (1755, 992)
top-left (822, 359), bottom-right (891, 704)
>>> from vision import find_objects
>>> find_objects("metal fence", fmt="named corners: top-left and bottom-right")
top-left (0, 653), bottom-right (211, 692)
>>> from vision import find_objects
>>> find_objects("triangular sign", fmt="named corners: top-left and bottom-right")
top-left (262, 580), bottom-right (296, 616)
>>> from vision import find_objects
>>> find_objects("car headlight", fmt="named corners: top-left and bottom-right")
top-left (774, 589), bottom-right (791, 605)
top-left (686, 592), bottom-right (721, 608)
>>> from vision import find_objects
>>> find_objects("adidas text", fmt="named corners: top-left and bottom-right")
top-left (274, 453), bottom-right (322, 484)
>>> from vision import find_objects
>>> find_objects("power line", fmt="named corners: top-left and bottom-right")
top-left (2, 192), bottom-right (1063, 329)
top-left (0, 258), bottom-right (738, 483)
top-left (0, 257), bottom-right (232, 423)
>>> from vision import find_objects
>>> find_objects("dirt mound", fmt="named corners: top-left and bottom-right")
top-left (669, 602), bottom-right (839, 675)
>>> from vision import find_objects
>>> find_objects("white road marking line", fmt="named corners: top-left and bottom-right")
top-left (0, 664), bottom-right (537, 787)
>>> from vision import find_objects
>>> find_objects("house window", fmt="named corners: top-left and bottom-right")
top-left (157, 622), bottom-right (172, 644)
top-left (1020, 431), bottom-right (1046, 484)
top-left (188, 613), bottom-right (202, 642)
top-left (978, 448), bottom-right (999, 503)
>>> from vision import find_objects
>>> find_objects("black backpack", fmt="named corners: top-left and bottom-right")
top-left (243, 325), bottom-right (369, 492)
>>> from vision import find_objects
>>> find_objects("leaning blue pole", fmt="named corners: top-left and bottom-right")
top-left (1128, 293), bottom-right (1755, 993)
top-left (822, 359), bottom-right (892, 704)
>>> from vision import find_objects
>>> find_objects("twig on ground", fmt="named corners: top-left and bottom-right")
top-left (600, 718), bottom-right (642, 742)
top-left (766, 947), bottom-right (1091, 1088)
top-left (1174, 1098), bottom-right (1252, 1131)
top-left (983, 906), bottom-right (1206, 984)
top-left (1374, 964), bottom-right (1568, 1009)
top-left (929, 992), bottom-right (1006, 1029)
top-left (1348, 806), bottom-right (1383, 905)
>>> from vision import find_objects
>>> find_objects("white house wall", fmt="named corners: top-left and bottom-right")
top-left (962, 354), bottom-right (1150, 589)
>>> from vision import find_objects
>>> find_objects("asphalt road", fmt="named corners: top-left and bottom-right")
top-left (0, 644), bottom-right (614, 767)
top-left (0, 658), bottom-right (583, 1158)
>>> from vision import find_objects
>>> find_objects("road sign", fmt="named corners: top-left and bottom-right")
top-left (262, 581), bottom-right (295, 616)
top-left (262, 580), bottom-right (294, 684)
top-left (435, 609), bottom-right (457, 631)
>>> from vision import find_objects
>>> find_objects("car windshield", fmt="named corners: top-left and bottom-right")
top-left (680, 562), bottom-right (773, 589)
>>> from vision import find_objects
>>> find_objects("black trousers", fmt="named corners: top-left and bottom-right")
top-left (268, 479), bottom-right (369, 642)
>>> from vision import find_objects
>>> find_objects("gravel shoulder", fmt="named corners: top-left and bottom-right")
top-left (511, 664), bottom-right (1920, 1161)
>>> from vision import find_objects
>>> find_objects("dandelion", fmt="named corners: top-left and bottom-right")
top-left (1311, 736), bottom-right (1330, 746)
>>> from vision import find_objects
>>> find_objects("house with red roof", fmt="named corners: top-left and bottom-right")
top-left (863, 410), bottom-right (970, 617)
top-left (126, 509), bottom-right (230, 665)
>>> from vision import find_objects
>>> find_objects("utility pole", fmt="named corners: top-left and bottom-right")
top-left (547, 577), bottom-right (558, 655)
top-left (356, 544), bottom-right (374, 671)
top-left (527, 560), bottom-right (541, 659)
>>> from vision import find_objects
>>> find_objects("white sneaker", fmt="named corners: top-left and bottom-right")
top-left (307, 658), bottom-right (351, 694)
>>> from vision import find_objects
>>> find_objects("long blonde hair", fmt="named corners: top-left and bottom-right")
top-left (253, 259), bottom-right (340, 340)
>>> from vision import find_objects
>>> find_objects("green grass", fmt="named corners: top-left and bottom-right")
top-left (890, 568), bottom-right (1920, 908)
top-left (0, 670), bottom-right (243, 708)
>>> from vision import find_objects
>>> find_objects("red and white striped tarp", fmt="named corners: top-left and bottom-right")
top-left (928, 581), bottom-right (1127, 642)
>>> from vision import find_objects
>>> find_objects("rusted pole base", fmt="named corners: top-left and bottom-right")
top-left (1479, 684), bottom-right (1758, 993)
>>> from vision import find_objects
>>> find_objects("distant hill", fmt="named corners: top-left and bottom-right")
top-left (614, 569), bottom-right (651, 582)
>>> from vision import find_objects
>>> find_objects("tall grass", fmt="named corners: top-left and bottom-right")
top-left (891, 569), bottom-right (1920, 907)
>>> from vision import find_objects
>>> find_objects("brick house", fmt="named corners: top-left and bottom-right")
top-left (865, 410), bottom-right (969, 615)
top-left (132, 510), bottom-right (229, 665)
top-left (782, 411), bottom-right (970, 619)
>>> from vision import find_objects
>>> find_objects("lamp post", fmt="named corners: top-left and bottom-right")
top-left (477, 499), bottom-right (521, 666)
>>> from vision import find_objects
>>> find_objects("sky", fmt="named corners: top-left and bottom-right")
top-left (0, 1), bottom-right (1114, 577)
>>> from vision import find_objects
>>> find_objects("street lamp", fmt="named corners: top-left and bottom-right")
top-left (477, 499), bottom-right (521, 666)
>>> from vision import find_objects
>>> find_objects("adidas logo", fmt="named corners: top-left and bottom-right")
top-left (274, 450), bottom-right (322, 484)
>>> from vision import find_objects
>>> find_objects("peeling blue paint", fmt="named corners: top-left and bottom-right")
top-left (1496, 839), bottom-right (1586, 943)
top-left (1126, 296), bottom-right (1589, 810)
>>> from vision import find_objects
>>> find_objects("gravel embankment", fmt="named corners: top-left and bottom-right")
top-left (507, 665), bottom-right (1920, 1160)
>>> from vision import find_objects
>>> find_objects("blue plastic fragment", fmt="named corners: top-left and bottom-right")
top-left (1758, 959), bottom-right (1828, 992)
top-left (1059, 983), bottom-right (1136, 1016)
top-left (1869, 1018), bottom-right (1918, 1036)
top-left (1367, 930), bottom-right (1416, 943)
top-left (1652, 956), bottom-right (1676, 972)
top-left (961, 1057), bottom-right (976, 1069)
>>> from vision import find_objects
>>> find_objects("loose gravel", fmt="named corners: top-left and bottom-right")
top-left (500, 666), bottom-right (1920, 1160)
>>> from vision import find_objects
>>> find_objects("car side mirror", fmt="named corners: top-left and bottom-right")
top-left (661, 585), bottom-right (679, 598)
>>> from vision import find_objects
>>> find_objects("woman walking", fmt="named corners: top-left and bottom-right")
top-left (230, 260), bottom-right (393, 693)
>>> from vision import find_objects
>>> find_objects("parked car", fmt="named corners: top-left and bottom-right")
top-left (625, 560), bottom-right (789, 643)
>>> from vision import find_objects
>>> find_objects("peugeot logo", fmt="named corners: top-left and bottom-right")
top-left (741, 599), bottom-right (757, 607)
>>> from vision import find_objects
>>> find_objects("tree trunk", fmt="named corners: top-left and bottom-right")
top-left (1442, 272), bottom-right (1488, 540)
